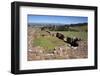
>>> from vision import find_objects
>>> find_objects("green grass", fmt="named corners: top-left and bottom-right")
top-left (33, 36), bottom-right (66, 52)
top-left (70, 25), bottom-right (87, 31)
top-left (51, 31), bottom-right (87, 41)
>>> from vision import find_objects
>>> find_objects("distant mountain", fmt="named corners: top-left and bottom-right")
top-left (28, 23), bottom-right (67, 26)
top-left (67, 23), bottom-right (88, 27)
top-left (28, 23), bottom-right (87, 27)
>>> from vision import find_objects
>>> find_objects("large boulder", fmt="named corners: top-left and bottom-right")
top-left (56, 32), bottom-right (65, 40)
top-left (66, 37), bottom-right (81, 47)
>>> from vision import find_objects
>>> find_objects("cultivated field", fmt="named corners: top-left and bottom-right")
top-left (27, 24), bottom-right (88, 61)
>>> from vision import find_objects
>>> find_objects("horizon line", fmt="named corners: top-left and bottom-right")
top-left (28, 22), bottom-right (88, 25)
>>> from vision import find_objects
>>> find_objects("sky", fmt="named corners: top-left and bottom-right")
top-left (28, 15), bottom-right (88, 24)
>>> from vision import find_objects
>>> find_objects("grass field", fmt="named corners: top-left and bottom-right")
top-left (51, 31), bottom-right (87, 41)
top-left (33, 36), bottom-right (66, 52)
top-left (32, 28), bottom-right (87, 52)
top-left (69, 25), bottom-right (87, 31)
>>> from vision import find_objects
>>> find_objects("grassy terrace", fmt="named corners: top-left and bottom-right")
top-left (33, 35), bottom-right (66, 52)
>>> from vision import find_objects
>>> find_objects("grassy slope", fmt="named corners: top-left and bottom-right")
top-left (33, 35), bottom-right (66, 52)
top-left (51, 25), bottom-right (87, 40)
top-left (70, 25), bottom-right (87, 31)
top-left (32, 25), bottom-right (87, 51)
top-left (51, 31), bottom-right (87, 41)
